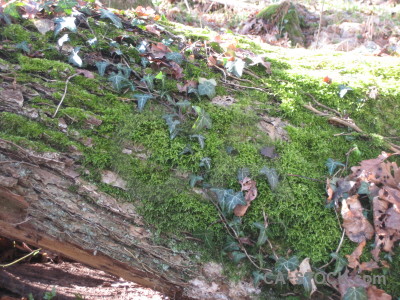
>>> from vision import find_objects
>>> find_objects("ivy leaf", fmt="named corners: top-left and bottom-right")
top-left (223, 239), bottom-right (240, 252)
top-left (232, 251), bottom-right (246, 264)
top-left (301, 271), bottom-right (315, 296)
top-left (95, 61), bottom-right (110, 77)
top-left (116, 64), bottom-right (131, 78)
top-left (68, 47), bottom-right (82, 67)
top-left (162, 38), bottom-right (173, 46)
top-left (330, 252), bottom-right (348, 275)
top-left (189, 175), bottom-right (203, 188)
top-left (134, 94), bottom-right (153, 112)
top-left (15, 41), bottom-right (30, 53)
top-left (339, 85), bottom-right (353, 98)
top-left (260, 166), bottom-right (279, 190)
top-left (108, 71), bottom-right (132, 92)
top-left (199, 157), bottom-right (211, 170)
top-left (357, 181), bottom-right (370, 195)
top-left (87, 37), bottom-right (98, 46)
top-left (166, 52), bottom-right (184, 65)
top-left (136, 41), bottom-right (148, 54)
top-left (100, 9), bottom-right (122, 28)
top-left (155, 71), bottom-right (164, 80)
top-left (163, 114), bottom-right (180, 139)
top-left (343, 287), bottom-right (367, 300)
top-left (237, 168), bottom-right (250, 181)
top-left (198, 78), bottom-right (217, 99)
top-left (54, 16), bottom-right (77, 36)
top-left (57, 33), bottom-right (69, 47)
top-left (190, 134), bottom-right (205, 149)
top-left (211, 188), bottom-right (246, 215)
top-left (253, 222), bottom-right (268, 247)
top-left (225, 58), bottom-right (245, 78)
top-left (141, 74), bottom-right (155, 91)
top-left (175, 99), bottom-right (192, 110)
top-left (252, 271), bottom-right (265, 287)
top-left (55, 0), bottom-right (77, 14)
top-left (326, 158), bottom-right (345, 175)
top-left (275, 256), bottom-right (299, 273)
top-left (192, 106), bottom-right (212, 132)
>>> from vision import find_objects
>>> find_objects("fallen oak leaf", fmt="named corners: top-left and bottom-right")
top-left (367, 285), bottom-right (392, 300)
top-left (359, 260), bottom-right (380, 272)
top-left (146, 24), bottom-right (160, 36)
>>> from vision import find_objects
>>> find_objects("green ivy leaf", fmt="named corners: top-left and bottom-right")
top-left (343, 287), bottom-right (367, 300)
top-left (260, 166), bottom-right (279, 190)
top-left (100, 9), bottom-right (122, 28)
top-left (253, 222), bottom-right (268, 247)
top-left (199, 157), bottom-right (211, 170)
top-left (252, 271), bottom-right (265, 287)
top-left (192, 106), bottom-right (212, 132)
top-left (117, 64), bottom-right (131, 78)
top-left (209, 41), bottom-right (224, 53)
top-left (190, 134), bottom-right (205, 149)
top-left (237, 168), bottom-right (250, 181)
top-left (141, 74), bottom-right (155, 91)
top-left (211, 188), bottom-right (246, 215)
top-left (330, 253), bottom-right (348, 275)
top-left (95, 61), bottom-right (110, 77)
top-left (326, 158), bottom-right (345, 175)
top-left (232, 251), bottom-right (246, 264)
top-left (300, 271), bottom-right (315, 296)
top-left (198, 78), bottom-right (216, 99)
top-left (226, 58), bottom-right (245, 78)
top-left (163, 114), bottom-right (180, 139)
top-left (134, 94), bottom-right (153, 112)
top-left (166, 52), bottom-right (184, 65)
top-left (54, 16), bottom-right (77, 36)
top-left (275, 256), bottom-right (299, 273)
top-left (175, 99), bottom-right (192, 110)
top-left (108, 71), bottom-right (132, 92)
top-left (223, 238), bottom-right (240, 252)
top-left (162, 38), bottom-right (173, 46)
top-left (189, 174), bottom-right (203, 188)
top-left (357, 181), bottom-right (370, 195)
top-left (68, 47), bottom-right (82, 67)
top-left (15, 41), bottom-right (30, 53)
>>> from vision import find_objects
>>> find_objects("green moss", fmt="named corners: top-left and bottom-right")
top-left (1, 24), bottom-right (31, 42)
top-left (18, 55), bottom-right (74, 77)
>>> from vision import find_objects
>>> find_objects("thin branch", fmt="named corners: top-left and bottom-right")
top-left (0, 248), bottom-right (41, 268)
top-left (52, 73), bottom-right (79, 118)
top-left (318, 229), bottom-right (346, 269)
top-left (315, 0), bottom-right (325, 49)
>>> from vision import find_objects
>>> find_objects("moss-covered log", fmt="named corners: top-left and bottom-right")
top-left (0, 137), bottom-right (259, 299)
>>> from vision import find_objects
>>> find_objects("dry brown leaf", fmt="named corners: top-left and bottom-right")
top-left (346, 240), bottom-right (366, 269)
top-left (338, 269), bottom-right (369, 297)
top-left (367, 285), bottom-right (392, 300)
top-left (341, 195), bottom-right (374, 243)
top-left (146, 24), bottom-right (161, 37)
top-left (233, 202), bottom-right (250, 217)
top-left (359, 260), bottom-right (380, 272)
top-left (101, 170), bottom-right (127, 190)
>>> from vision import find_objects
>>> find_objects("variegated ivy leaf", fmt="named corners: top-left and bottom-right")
top-left (163, 114), bottom-right (180, 139)
top-left (275, 256), bottom-right (299, 273)
top-left (68, 47), bottom-right (82, 67)
top-left (134, 94), bottom-right (153, 112)
top-left (87, 37), bottom-right (98, 46)
top-left (211, 188), bottom-right (246, 215)
top-left (166, 52), bottom-right (184, 65)
top-left (54, 16), bottom-right (77, 36)
top-left (108, 71), bottom-right (133, 92)
top-left (190, 134), bottom-right (205, 149)
top-left (343, 287), bottom-right (367, 300)
top-left (199, 157), bottom-right (211, 170)
top-left (15, 41), bottom-right (30, 53)
top-left (95, 61), bottom-right (110, 77)
top-left (100, 9), bottom-right (122, 29)
top-left (57, 34), bottom-right (69, 47)
top-left (192, 106), bottom-right (212, 132)
top-left (226, 58), bottom-right (245, 78)
top-left (260, 166), bottom-right (279, 190)
top-left (198, 78), bottom-right (217, 99)
top-left (253, 222), bottom-right (268, 247)
top-left (189, 174), bottom-right (203, 188)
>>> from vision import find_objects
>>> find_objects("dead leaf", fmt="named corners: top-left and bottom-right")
top-left (367, 285), bottom-right (392, 300)
top-left (101, 170), bottom-right (127, 190)
top-left (150, 42), bottom-right (171, 59)
top-left (77, 69), bottom-right (95, 79)
top-left (34, 19), bottom-right (54, 35)
top-left (338, 269), bottom-right (369, 297)
top-left (233, 202), bottom-right (250, 217)
top-left (177, 80), bottom-right (197, 93)
top-left (341, 195), bottom-right (374, 243)
top-left (234, 177), bottom-right (257, 217)
top-left (346, 240), bottom-right (366, 269)
top-left (287, 258), bottom-right (317, 296)
top-left (260, 146), bottom-right (279, 159)
top-left (146, 24), bottom-right (161, 36)
top-left (359, 260), bottom-right (380, 271)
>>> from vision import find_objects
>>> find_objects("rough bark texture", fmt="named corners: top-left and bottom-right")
top-left (0, 138), bottom-right (258, 300)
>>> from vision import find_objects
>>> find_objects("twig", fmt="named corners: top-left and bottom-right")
top-left (305, 93), bottom-right (341, 117)
top-left (263, 211), bottom-right (278, 260)
top-left (52, 73), bottom-right (79, 118)
top-left (224, 81), bottom-right (271, 93)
